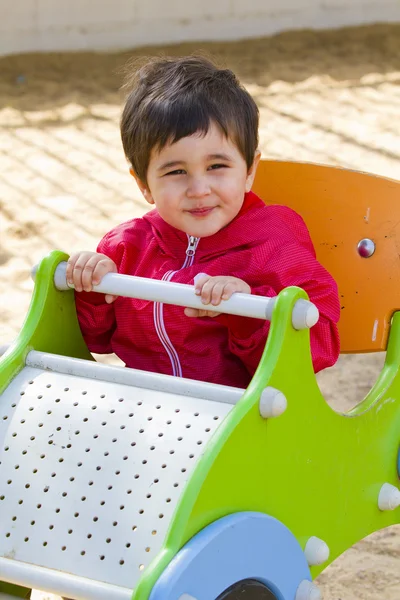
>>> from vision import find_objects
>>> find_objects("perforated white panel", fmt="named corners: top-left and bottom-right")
top-left (0, 366), bottom-right (232, 593)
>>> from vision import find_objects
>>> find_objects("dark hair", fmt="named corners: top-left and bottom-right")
top-left (120, 55), bottom-right (259, 185)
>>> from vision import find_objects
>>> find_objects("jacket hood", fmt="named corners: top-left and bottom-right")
top-left (142, 191), bottom-right (269, 260)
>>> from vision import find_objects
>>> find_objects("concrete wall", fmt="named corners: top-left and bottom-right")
top-left (1, 0), bottom-right (399, 56)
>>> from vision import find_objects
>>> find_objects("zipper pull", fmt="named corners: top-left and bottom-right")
top-left (186, 235), bottom-right (199, 257)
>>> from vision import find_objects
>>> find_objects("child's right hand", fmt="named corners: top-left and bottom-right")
top-left (66, 251), bottom-right (118, 304)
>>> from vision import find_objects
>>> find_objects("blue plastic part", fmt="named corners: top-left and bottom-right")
top-left (149, 512), bottom-right (311, 600)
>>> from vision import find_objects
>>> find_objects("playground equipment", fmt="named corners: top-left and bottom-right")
top-left (0, 160), bottom-right (400, 600)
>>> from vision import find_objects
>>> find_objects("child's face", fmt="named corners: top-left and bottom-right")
top-left (135, 122), bottom-right (260, 238)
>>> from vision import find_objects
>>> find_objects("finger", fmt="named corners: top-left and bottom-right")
top-left (81, 255), bottom-right (103, 292)
top-left (221, 281), bottom-right (241, 301)
top-left (184, 308), bottom-right (216, 318)
top-left (92, 259), bottom-right (116, 285)
top-left (198, 309), bottom-right (218, 317)
top-left (71, 254), bottom-right (93, 292)
top-left (105, 294), bottom-right (118, 304)
top-left (200, 279), bottom-right (216, 305)
top-left (210, 281), bottom-right (226, 306)
top-left (184, 307), bottom-right (200, 318)
top-left (194, 274), bottom-right (211, 296)
top-left (66, 253), bottom-right (81, 285)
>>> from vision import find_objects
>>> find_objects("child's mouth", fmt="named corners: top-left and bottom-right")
top-left (188, 207), bottom-right (215, 217)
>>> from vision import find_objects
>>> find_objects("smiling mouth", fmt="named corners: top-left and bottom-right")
top-left (188, 207), bottom-right (216, 216)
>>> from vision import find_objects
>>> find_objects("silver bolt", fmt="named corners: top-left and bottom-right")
top-left (357, 238), bottom-right (375, 258)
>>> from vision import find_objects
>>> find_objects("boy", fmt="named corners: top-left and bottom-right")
top-left (67, 56), bottom-right (340, 388)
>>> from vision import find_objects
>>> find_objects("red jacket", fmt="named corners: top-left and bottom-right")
top-left (75, 192), bottom-right (340, 388)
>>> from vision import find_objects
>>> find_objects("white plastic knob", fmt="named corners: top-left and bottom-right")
top-left (292, 299), bottom-right (319, 329)
top-left (296, 580), bottom-right (322, 600)
top-left (53, 261), bottom-right (72, 291)
top-left (31, 263), bottom-right (39, 281)
top-left (259, 387), bottom-right (287, 418)
top-left (32, 261), bottom-right (72, 291)
top-left (304, 536), bottom-right (330, 566)
top-left (178, 595), bottom-right (198, 600)
top-left (378, 483), bottom-right (400, 511)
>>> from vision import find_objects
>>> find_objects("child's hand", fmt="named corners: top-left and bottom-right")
top-left (184, 275), bottom-right (251, 318)
top-left (66, 252), bottom-right (118, 304)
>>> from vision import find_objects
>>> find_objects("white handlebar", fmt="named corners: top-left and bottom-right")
top-left (38, 262), bottom-right (319, 330)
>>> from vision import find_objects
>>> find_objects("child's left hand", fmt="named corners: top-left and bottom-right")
top-left (184, 275), bottom-right (251, 318)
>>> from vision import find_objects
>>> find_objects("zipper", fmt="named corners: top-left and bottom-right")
top-left (153, 235), bottom-right (200, 377)
top-left (185, 235), bottom-right (198, 257)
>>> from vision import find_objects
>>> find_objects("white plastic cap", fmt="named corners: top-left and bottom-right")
top-left (292, 299), bottom-right (319, 330)
top-left (178, 595), bottom-right (198, 600)
top-left (33, 261), bottom-right (72, 291)
top-left (31, 263), bottom-right (39, 281)
top-left (296, 580), bottom-right (322, 600)
top-left (259, 387), bottom-right (288, 418)
top-left (54, 262), bottom-right (72, 291)
top-left (304, 536), bottom-right (330, 566)
top-left (378, 483), bottom-right (400, 511)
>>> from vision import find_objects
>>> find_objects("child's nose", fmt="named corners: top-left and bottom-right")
top-left (186, 177), bottom-right (211, 198)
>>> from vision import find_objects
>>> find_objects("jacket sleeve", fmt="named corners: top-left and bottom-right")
top-left (74, 233), bottom-right (126, 355)
top-left (216, 214), bottom-right (341, 375)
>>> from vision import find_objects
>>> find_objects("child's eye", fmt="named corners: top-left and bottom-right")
top-left (165, 169), bottom-right (186, 176)
top-left (209, 164), bottom-right (227, 170)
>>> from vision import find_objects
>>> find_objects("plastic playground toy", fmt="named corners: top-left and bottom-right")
top-left (0, 160), bottom-right (400, 600)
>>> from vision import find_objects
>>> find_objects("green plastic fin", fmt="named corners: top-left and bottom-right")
top-left (0, 250), bottom-right (92, 395)
top-left (0, 582), bottom-right (32, 598)
top-left (133, 289), bottom-right (400, 598)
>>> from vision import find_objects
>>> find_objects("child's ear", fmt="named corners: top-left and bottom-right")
top-left (245, 150), bottom-right (261, 193)
top-left (129, 167), bottom-right (155, 205)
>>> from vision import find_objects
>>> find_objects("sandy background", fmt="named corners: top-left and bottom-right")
top-left (1, 22), bottom-right (400, 599)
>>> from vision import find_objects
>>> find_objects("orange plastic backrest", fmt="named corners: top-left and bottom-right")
top-left (252, 160), bottom-right (400, 353)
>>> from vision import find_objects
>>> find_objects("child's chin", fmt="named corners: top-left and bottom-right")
top-left (187, 225), bottom-right (220, 238)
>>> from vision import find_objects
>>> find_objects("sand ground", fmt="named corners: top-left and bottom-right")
top-left (1, 23), bottom-right (400, 599)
